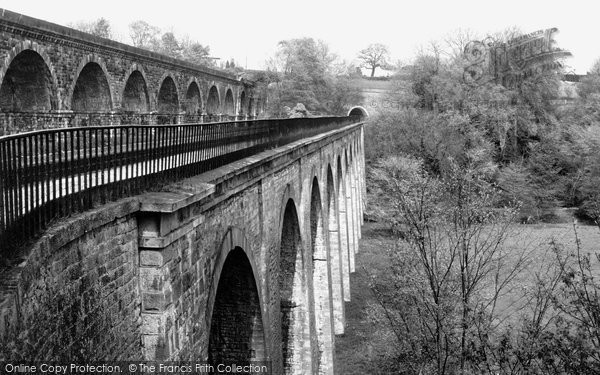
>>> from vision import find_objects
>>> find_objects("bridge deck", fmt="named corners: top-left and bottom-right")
top-left (0, 117), bottom-right (357, 258)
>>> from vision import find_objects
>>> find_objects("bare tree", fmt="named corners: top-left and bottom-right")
top-left (358, 43), bottom-right (389, 77)
top-left (369, 155), bottom-right (526, 374)
top-left (69, 18), bottom-right (113, 39)
top-left (128, 20), bottom-right (160, 48)
top-left (589, 58), bottom-right (600, 75)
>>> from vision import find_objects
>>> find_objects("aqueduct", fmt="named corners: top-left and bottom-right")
top-left (0, 9), bottom-right (266, 134)
top-left (0, 9), bottom-right (366, 375)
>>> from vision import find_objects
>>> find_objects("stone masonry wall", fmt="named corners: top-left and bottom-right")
top-left (0, 198), bottom-right (142, 360)
top-left (0, 121), bottom-right (365, 374)
top-left (0, 9), bottom-right (261, 119)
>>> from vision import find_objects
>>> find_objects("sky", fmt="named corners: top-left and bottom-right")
top-left (1, 0), bottom-right (597, 74)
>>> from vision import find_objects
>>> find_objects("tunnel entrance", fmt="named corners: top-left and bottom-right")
top-left (347, 106), bottom-right (368, 118)
top-left (208, 247), bottom-right (266, 366)
top-left (0, 50), bottom-right (55, 112)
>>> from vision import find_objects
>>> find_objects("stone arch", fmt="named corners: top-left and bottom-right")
top-left (239, 90), bottom-right (247, 116)
top-left (121, 66), bottom-right (150, 113)
top-left (255, 96), bottom-right (263, 117)
top-left (69, 56), bottom-right (113, 112)
top-left (326, 164), bottom-right (345, 334)
top-left (309, 176), bottom-right (335, 374)
top-left (279, 197), bottom-right (311, 374)
top-left (184, 78), bottom-right (202, 115)
top-left (224, 88), bottom-right (235, 116)
top-left (0, 44), bottom-right (59, 112)
top-left (206, 85), bottom-right (220, 116)
top-left (156, 75), bottom-right (179, 113)
top-left (248, 96), bottom-right (254, 117)
top-left (207, 227), bottom-right (268, 365)
top-left (347, 105), bottom-right (368, 118)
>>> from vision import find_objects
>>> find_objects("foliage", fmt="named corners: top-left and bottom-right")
top-left (358, 43), bottom-right (390, 77)
top-left (361, 30), bottom-right (600, 374)
top-left (369, 154), bottom-right (523, 374)
top-left (69, 18), bottom-right (113, 39)
top-left (263, 38), bottom-right (363, 117)
top-left (364, 30), bottom-right (598, 222)
top-left (129, 20), bottom-right (160, 48)
top-left (127, 21), bottom-right (213, 66)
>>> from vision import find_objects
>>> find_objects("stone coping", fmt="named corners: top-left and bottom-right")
top-left (0, 121), bottom-right (363, 306)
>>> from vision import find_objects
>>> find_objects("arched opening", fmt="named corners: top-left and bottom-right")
top-left (224, 89), bottom-right (235, 116)
top-left (327, 165), bottom-right (345, 334)
top-left (248, 97), bottom-right (254, 117)
top-left (122, 70), bottom-right (149, 113)
top-left (185, 81), bottom-right (201, 117)
top-left (71, 62), bottom-right (112, 112)
top-left (337, 156), bottom-right (351, 302)
top-left (310, 177), bottom-right (334, 374)
top-left (280, 199), bottom-right (309, 374)
top-left (348, 106), bottom-right (368, 118)
top-left (157, 76), bottom-right (179, 124)
top-left (206, 86), bottom-right (220, 117)
top-left (208, 247), bottom-right (266, 365)
top-left (256, 98), bottom-right (263, 116)
top-left (0, 50), bottom-right (55, 112)
top-left (239, 91), bottom-right (247, 116)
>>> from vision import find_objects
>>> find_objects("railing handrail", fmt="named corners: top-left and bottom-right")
top-left (0, 116), bottom-right (346, 141)
top-left (0, 116), bottom-right (360, 259)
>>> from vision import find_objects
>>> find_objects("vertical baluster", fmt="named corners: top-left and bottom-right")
top-left (69, 129), bottom-right (75, 214)
top-left (119, 127), bottom-right (124, 197)
top-left (100, 128), bottom-right (106, 204)
top-left (186, 125), bottom-right (192, 175)
top-left (37, 133), bottom-right (42, 229)
top-left (23, 135), bottom-right (31, 238)
top-left (156, 126), bottom-right (162, 179)
top-left (124, 127), bottom-right (130, 196)
top-left (166, 126), bottom-right (171, 179)
top-left (198, 124), bottom-right (204, 174)
top-left (76, 128), bottom-right (82, 211)
top-left (0, 141), bottom-right (5, 249)
top-left (86, 129), bottom-right (92, 209)
top-left (8, 139), bottom-right (16, 238)
top-left (17, 137), bottom-right (24, 241)
top-left (51, 131), bottom-right (57, 223)
top-left (171, 126), bottom-right (176, 179)
top-left (132, 127), bottom-right (138, 192)
top-left (93, 128), bottom-right (98, 204)
top-left (197, 124), bottom-right (203, 173)
top-left (42, 132), bottom-right (49, 227)
top-left (144, 126), bottom-right (150, 185)
top-left (57, 131), bottom-right (63, 217)
top-left (152, 126), bottom-right (158, 178)
top-left (207, 123), bottom-right (214, 170)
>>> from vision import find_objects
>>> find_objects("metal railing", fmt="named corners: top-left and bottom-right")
top-left (0, 116), bottom-right (357, 258)
top-left (0, 112), bottom-right (255, 135)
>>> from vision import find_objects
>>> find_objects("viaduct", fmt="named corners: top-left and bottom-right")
top-left (0, 9), bottom-right (266, 134)
top-left (0, 9), bottom-right (367, 375)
